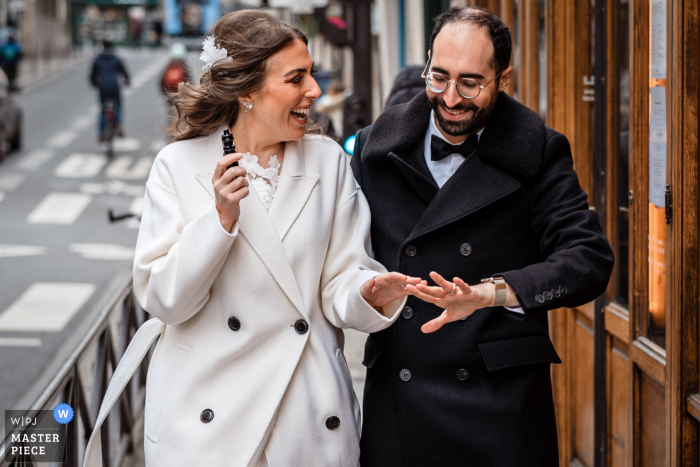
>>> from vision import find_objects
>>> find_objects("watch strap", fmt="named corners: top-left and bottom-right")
top-left (481, 276), bottom-right (507, 307)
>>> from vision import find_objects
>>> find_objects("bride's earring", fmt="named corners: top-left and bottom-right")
top-left (243, 101), bottom-right (254, 113)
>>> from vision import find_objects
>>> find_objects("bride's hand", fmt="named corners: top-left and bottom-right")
top-left (213, 153), bottom-right (249, 232)
top-left (360, 272), bottom-right (424, 314)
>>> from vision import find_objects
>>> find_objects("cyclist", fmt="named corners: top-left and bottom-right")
top-left (90, 40), bottom-right (130, 142)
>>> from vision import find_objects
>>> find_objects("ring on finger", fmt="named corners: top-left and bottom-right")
top-left (448, 283), bottom-right (457, 295)
top-left (401, 284), bottom-right (406, 289)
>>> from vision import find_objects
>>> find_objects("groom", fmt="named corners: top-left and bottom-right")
top-left (351, 6), bottom-right (614, 467)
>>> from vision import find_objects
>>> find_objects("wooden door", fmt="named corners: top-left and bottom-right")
top-left (545, 0), bottom-right (599, 465)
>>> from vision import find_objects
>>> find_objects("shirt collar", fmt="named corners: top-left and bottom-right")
top-left (429, 110), bottom-right (485, 145)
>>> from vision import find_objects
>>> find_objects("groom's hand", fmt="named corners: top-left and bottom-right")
top-left (406, 271), bottom-right (495, 333)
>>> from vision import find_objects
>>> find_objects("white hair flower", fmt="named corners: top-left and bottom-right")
top-left (200, 36), bottom-right (232, 71)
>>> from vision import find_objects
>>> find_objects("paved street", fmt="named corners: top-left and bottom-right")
top-left (0, 48), bottom-right (173, 412)
top-left (0, 47), bottom-right (369, 432)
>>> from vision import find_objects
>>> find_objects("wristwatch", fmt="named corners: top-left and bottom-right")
top-left (480, 276), bottom-right (507, 307)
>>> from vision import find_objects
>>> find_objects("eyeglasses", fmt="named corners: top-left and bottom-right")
top-left (421, 60), bottom-right (504, 99)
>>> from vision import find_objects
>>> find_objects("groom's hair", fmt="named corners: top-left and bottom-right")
top-left (429, 7), bottom-right (512, 76)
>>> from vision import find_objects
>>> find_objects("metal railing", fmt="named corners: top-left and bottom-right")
top-left (0, 271), bottom-right (152, 467)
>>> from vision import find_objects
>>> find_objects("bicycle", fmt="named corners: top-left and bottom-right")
top-left (102, 98), bottom-right (118, 158)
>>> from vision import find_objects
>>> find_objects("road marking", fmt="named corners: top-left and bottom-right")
top-left (47, 130), bottom-right (79, 148)
top-left (15, 149), bottom-right (56, 171)
top-left (113, 137), bottom-right (141, 152)
top-left (27, 192), bottom-right (92, 224)
top-left (70, 243), bottom-right (135, 260)
top-left (80, 180), bottom-right (144, 196)
top-left (72, 108), bottom-right (99, 131)
top-left (0, 337), bottom-right (42, 347)
top-left (129, 196), bottom-right (144, 214)
top-left (0, 244), bottom-right (48, 258)
top-left (105, 156), bottom-right (153, 180)
top-left (54, 153), bottom-right (108, 178)
top-left (151, 138), bottom-right (167, 152)
top-left (0, 282), bottom-right (95, 331)
top-left (0, 172), bottom-right (25, 191)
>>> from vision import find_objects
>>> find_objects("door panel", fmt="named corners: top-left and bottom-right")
top-left (573, 316), bottom-right (595, 467)
top-left (638, 371), bottom-right (666, 465)
top-left (609, 343), bottom-right (630, 467)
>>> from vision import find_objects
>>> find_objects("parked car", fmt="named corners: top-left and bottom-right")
top-left (0, 67), bottom-right (22, 161)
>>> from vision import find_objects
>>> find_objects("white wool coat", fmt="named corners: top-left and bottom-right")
top-left (83, 127), bottom-right (405, 467)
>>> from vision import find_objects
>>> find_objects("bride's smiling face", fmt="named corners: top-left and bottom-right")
top-left (246, 39), bottom-right (322, 142)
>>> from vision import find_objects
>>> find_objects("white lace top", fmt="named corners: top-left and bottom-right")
top-left (238, 153), bottom-right (281, 210)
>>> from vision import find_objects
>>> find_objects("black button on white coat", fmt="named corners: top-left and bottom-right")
top-left (399, 369), bottom-right (412, 381)
top-left (460, 243), bottom-right (472, 256)
top-left (401, 306), bottom-right (414, 319)
top-left (200, 409), bottom-right (214, 423)
top-left (326, 416), bottom-right (341, 430)
top-left (456, 369), bottom-right (469, 381)
top-left (228, 317), bottom-right (240, 331)
top-left (294, 319), bottom-right (309, 334)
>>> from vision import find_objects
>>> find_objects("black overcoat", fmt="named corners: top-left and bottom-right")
top-left (351, 91), bottom-right (614, 467)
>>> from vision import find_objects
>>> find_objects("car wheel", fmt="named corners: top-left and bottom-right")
top-left (10, 110), bottom-right (21, 151)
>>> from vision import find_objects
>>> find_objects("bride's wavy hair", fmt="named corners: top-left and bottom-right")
top-left (168, 10), bottom-right (317, 141)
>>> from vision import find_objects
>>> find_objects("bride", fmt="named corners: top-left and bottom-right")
top-left (83, 9), bottom-right (421, 467)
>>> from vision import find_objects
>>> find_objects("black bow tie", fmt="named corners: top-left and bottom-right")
top-left (430, 133), bottom-right (479, 161)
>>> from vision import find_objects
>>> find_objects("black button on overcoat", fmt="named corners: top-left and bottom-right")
top-left (351, 91), bottom-right (614, 467)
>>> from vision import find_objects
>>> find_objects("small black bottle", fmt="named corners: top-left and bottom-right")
top-left (222, 129), bottom-right (237, 169)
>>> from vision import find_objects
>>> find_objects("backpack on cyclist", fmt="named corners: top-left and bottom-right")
top-left (161, 61), bottom-right (188, 94)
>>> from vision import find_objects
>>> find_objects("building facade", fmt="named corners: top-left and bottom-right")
top-left (374, 0), bottom-right (700, 466)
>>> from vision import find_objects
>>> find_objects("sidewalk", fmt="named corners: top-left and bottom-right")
top-left (17, 48), bottom-right (94, 90)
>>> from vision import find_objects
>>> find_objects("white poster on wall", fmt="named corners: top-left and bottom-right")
top-left (651, 0), bottom-right (666, 79)
top-left (649, 87), bottom-right (667, 207)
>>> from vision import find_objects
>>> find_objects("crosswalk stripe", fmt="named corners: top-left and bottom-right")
top-left (105, 156), bottom-right (153, 180)
top-left (0, 172), bottom-right (25, 191)
top-left (113, 138), bottom-right (141, 152)
top-left (15, 149), bottom-right (56, 171)
top-left (0, 283), bottom-right (95, 331)
top-left (27, 192), bottom-right (92, 225)
top-left (0, 338), bottom-right (42, 347)
top-left (54, 153), bottom-right (107, 178)
top-left (129, 196), bottom-right (144, 215)
top-left (69, 243), bottom-right (135, 260)
top-left (47, 130), bottom-right (79, 148)
top-left (0, 244), bottom-right (48, 257)
top-left (72, 110), bottom-right (98, 131)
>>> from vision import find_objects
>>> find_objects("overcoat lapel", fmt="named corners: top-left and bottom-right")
top-left (194, 126), bottom-right (309, 320)
top-left (406, 151), bottom-right (521, 242)
top-left (267, 140), bottom-right (319, 241)
top-left (388, 140), bottom-right (438, 206)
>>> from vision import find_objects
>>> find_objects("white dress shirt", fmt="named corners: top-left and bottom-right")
top-left (424, 111), bottom-right (524, 314)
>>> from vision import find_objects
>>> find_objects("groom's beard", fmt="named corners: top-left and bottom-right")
top-left (429, 91), bottom-right (497, 137)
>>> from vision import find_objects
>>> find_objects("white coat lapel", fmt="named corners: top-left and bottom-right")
top-left (194, 127), bottom-right (309, 320)
top-left (267, 140), bottom-right (319, 241)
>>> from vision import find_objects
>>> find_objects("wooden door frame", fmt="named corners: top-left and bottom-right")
top-left (667, 0), bottom-right (700, 465)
